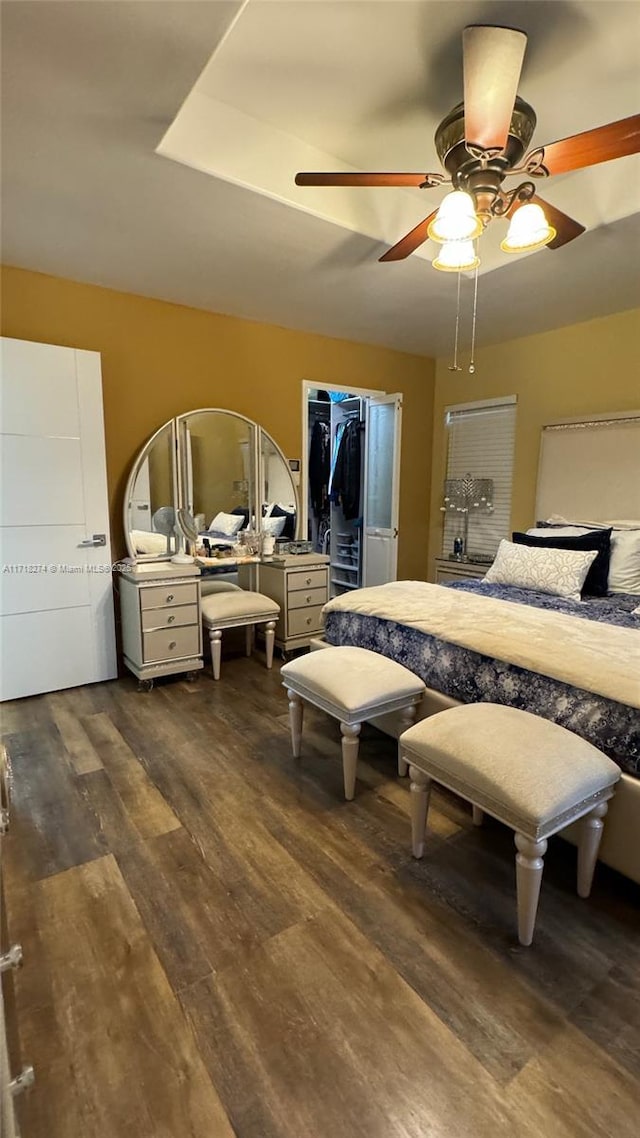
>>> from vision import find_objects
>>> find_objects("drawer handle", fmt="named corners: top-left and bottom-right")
top-left (166, 593), bottom-right (174, 603)
top-left (306, 617), bottom-right (312, 625)
top-left (167, 614), bottom-right (176, 623)
top-left (305, 577), bottom-right (312, 585)
top-left (305, 595), bottom-right (312, 603)
top-left (168, 641), bottom-right (177, 650)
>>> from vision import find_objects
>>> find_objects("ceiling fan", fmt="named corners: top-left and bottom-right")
top-left (295, 25), bottom-right (640, 265)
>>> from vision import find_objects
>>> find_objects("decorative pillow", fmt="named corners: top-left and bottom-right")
top-left (513, 528), bottom-right (611, 596)
top-left (262, 514), bottom-right (287, 538)
top-left (483, 539), bottom-right (598, 601)
top-left (269, 503), bottom-right (296, 539)
top-left (230, 507), bottom-right (250, 528)
top-left (208, 511), bottom-right (245, 537)
top-left (534, 523), bottom-right (640, 595)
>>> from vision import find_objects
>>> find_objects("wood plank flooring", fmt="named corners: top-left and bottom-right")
top-left (2, 651), bottom-right (639, 1137)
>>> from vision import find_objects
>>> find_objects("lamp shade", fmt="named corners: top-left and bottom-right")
top-left (500, 202), bottom-right (556, 252)
top-left (428, 191), bottom-right (482, 242)
top-left (432, 240), bottom-right (480, 273)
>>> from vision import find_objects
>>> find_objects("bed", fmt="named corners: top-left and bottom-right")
top-left (320, 411), bottom-right (640, 883)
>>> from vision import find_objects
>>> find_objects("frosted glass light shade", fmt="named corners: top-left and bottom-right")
top-left (501, 202), bottom-right (556, 252)
top-left (428, 191), bottom-right (482, 242)
top-left (432, 240), bottom-right (480, 272)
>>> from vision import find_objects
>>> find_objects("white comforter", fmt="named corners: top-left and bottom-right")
top-left (323, 581), bottom-right (640, 710)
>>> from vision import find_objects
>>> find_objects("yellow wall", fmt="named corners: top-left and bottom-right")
top-left (428, 308), bottom-right (640, 574)
top-left (1, 266), bottom-right (435, 577)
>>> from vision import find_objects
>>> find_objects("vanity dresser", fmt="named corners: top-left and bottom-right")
top-left (240, 553), bottom-right (330, 653)
top-left (119, 562), bottom-right (203, 690)
top-left (433, 557), bottom-right (490, 584)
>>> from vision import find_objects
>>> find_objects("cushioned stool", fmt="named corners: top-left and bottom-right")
top-left (281, 646), bottom-right (425, 800)
top-left (201, 590), bottom-right (280, 680)
top-left (400, 703), bottom-right (620, 946)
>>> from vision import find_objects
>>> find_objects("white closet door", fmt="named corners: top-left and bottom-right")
top-left (362, 394), bottom-right (402, 587)
top-left (0, 337), bottom-right (117, 700)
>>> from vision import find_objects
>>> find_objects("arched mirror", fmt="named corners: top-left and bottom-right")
top-left (124, 409), bottom-right (299, 560)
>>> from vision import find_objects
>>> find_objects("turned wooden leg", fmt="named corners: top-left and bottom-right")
top-left (409, 764), bottom-right (432, 858)
top-left (264, 620), bottom-right (276, 669)
top-left (577, 801), bottom-right (609, 898)
top-left (397, 703), bottom-right (416, 777)
top-left (208, 628), bottom-right (222, 681)
top-left (287, 690), bottom-right (304, 758)
top-left (472, 805), bottom-right (484, 827)
top-left (515, 833), bottom-right (548, 946)
top-left (245, 624), bottom-right (254, 657)
top-left (340, 722), bottom-right (361, 801)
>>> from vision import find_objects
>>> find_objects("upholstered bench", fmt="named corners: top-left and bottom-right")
top-left (281, 647), bottom-right (426, 800)
top-left (201, 589), bottom-right (280, 680)
top-left (400, 703), bottom-right (621, 946)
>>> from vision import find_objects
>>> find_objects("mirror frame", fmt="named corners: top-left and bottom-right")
top-left (124, 408), bottom-right (300, 561)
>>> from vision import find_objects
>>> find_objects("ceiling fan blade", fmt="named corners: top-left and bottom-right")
top-left (532, 195), bottom-right (586, 249)
top-left (295, 172), bottom-right (442, 187)
top-left (463, 25), bottom-right (527, 153)
top-left (529, 114), bottom-right (640, 176)
top-left (379, 211), bottom-right (438, 261)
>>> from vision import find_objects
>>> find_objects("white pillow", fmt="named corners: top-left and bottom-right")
top-left (262, 514), bottom-right (287, 537)
top-left (484, 539), bottom-right (598, 601)
top-left (208, 511), bottom-right (245, 537)
top-left (532, 524), bottom-right (640, 594)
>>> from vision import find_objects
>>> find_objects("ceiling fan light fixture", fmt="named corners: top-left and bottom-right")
top-left (500, 202), bottom-right (557, 253)
top-left (432, 239), bottom-right (480, 273)
top-left (427, 191), bottom-right (482, 243)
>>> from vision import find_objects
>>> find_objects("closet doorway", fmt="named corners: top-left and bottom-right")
top-left (301, 381), bottom-right (402, 598)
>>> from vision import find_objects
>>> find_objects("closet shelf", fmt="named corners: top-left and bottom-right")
top-left (331, 577), bottom-right (360, 589)
top-left (331, 561), bottom-right (359, 572)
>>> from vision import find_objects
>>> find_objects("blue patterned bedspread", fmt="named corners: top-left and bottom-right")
top-left (324, 581), bottom-right (640, 777)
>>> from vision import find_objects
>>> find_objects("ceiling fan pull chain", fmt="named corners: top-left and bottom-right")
top-left (448, 269), bottom-right (463, 372)
top-left (469, 253), bottom-right (479, 374)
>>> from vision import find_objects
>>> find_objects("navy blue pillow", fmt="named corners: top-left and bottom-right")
top-left (511, 528), bottom-right (612, 596)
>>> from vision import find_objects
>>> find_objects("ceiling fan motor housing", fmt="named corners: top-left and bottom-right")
top-left (435, 96), bottom-right (537, 196)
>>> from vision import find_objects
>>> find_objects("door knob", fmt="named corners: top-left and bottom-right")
top-left (78, 534), bottom-right (106, 547)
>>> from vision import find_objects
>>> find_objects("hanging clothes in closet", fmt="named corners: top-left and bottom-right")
top-left (331, 418), bottom-right (361, 520)
top-left (309, 419), bottom-right (331, 517)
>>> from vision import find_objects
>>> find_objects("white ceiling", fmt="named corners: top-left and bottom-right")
top-left (2, 0), bottom-right (639, 358)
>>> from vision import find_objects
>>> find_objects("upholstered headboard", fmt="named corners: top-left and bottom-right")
top-left (536, 411), bottom-right (640, 523)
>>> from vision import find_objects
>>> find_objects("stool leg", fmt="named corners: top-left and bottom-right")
top-left (264, 620), bottom-right (276, 669)
top-left (287, 690), bottom-right (304, 758)
top-left (245, 624), bottom-right (254, 657)
top-left (397, 703), bottom-right (416, 777)
top-left (472, 805), bottom-right (484, 827)
top-left (340, 722), bottom-right (361, 801)
top-left (409, 765), bottom-right (432, 858)
top-left (515, 833), bottom-right (548, 946)
top-left (577, 801), bottom-right (608, 898)
top-left (208, 628), bottom-right (222, 681)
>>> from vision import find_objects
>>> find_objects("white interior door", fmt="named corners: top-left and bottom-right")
top-left (0, 337), bottom-right (117, 700)
top-left (362, 393), bottom-right (402, 587)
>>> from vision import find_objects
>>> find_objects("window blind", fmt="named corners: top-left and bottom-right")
top-left (442, 398), bottom-right (517, 559)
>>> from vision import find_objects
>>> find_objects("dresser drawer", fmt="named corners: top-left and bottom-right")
top-left (288, 586), bottom-right (327, 611)
top-left (140, 582), bottom-right (198, 611)
top-left (287, 605), bottom-right (325, 638)
top-left (287, 568), bottom-right (327, 593)
top-left (142, 626), bottom-right (200, 663)
top-left (141, 604), bottom-right (199, 632)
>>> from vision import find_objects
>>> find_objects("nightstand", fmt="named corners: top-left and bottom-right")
top-left (434, 557), bottom-right (490, 584)
top-left (119, 562), bottom-right (203, 689)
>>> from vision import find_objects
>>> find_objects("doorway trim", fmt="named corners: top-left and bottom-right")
top-left (300, 379), bottom-right (386, 543)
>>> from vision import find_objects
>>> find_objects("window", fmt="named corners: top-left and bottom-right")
top-left (442, 396), bottom-right (517, 559)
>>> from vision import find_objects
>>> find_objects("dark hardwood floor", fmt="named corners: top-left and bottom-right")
top-left (2, 648), bottom-right (639, 1137)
